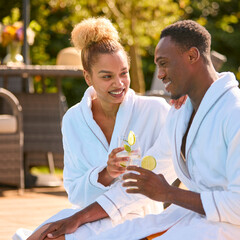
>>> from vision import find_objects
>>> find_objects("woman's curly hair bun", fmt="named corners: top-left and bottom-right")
top-left (71, 17), bottom-right (119, 50)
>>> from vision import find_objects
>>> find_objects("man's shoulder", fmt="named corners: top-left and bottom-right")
top-left (218, 86), bottom-right (240, 116)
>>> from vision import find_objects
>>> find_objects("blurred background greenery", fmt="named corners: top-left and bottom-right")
top-left (0, 0), bottom-right (240, 107)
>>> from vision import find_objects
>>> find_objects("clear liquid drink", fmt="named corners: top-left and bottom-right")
top-left (117, 133), bottom-right (141, 182)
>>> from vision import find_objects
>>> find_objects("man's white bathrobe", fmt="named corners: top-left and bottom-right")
top-left (86, 72), bottom-right (240, 240)
top-left (33, 86), bottom-right (176, 238)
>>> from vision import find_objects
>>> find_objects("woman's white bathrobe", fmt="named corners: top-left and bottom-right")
top-left (86, 72), bottom-right (240, 240)
top-left (35, 86), bottom-right (176, 238)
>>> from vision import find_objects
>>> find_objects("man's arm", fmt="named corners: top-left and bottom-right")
top-left (122, 166), bottom-right (205, 215)
top-left (37, 202), bottom-right (108, 240)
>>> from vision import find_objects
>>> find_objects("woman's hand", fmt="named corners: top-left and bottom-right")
top-left (38, 213), bottom-right (81, 239)
top-left (106, 147), bottom-right (130, 178)
top-left (122, 166), bottom-right (172, 202)
top-left (170, 95), bottom-right (187, 109)
top-left (98, 147), bottom-right (130, 186)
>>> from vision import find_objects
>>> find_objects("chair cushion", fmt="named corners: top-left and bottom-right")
top-left (0, 114), bottom-right (17, 133)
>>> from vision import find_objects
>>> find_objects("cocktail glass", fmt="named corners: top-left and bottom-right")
top-left (117, 134), bottom-right (141, 181)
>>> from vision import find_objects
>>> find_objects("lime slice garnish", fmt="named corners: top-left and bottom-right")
top-left (128, 131), bottom-right (136, 146)
top-left (141, 156), bottom-right (156, 171)
top-left (124, 144), bottom-right (131, 152)
top-left (120, 162), bottom-right (127, 167)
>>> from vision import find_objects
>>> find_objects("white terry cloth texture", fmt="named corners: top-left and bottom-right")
top-left (18, 87), bottom-right (176, 240)
top-left (84, 72), bottom-right (240, 240)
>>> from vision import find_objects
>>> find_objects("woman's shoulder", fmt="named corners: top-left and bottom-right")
top-left (62, 102), bottom-right (83, 124)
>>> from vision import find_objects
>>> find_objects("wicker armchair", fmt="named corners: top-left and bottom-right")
top-left (0, 88), bottom-right (24, 189)
top-left (0, 65), bottom-right (84, 186)
top-left (14, 92), bottom-right (65, 171)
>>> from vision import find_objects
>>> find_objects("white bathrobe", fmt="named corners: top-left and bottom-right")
top-left (33, 86), bottom-right (176, 239)
top-left (86, 72), bottom-right (240, 240)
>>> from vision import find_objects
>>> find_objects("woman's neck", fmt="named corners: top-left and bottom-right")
top-left (91, 98), bottom-right (120, 144)
top-left (92, 98), bottom-right (120, 119)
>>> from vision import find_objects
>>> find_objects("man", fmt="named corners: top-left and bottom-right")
top-left (88, 20), bottom-right (240, 240)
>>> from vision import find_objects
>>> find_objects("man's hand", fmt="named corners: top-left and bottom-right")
top-left (39, 213), bottom-right (81, 239)
top-left (122, 166), bottom-right (172, 202)
top-left (28, 201), bottom-right (109, 240)
top-left (122, 166), bottom-right (205, 215)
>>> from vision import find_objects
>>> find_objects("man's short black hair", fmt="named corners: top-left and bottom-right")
top-left (160, 20), bottom-right (211, 58)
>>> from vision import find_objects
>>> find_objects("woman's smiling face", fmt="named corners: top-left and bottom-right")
top-left (84, 50), bottom-right (130, 105)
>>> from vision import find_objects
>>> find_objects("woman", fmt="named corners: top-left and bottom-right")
top-left (27, 17), bottom-right (178, 240)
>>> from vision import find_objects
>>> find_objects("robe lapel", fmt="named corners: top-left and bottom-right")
top-left (185, 72), bottom-right (238, 158)
top-left (108, 89), bottom-right (136, 154)
top-left (173, 99), bottom-right (193, 180)
top-left (81, 87), bottom-right (136, 154)
top-left (172, 72), bottom-right (238, 187)
top-left (81, 87), bottom-right (109, 152)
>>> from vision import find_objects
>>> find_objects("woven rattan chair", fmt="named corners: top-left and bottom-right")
top-left (0, 65), bottom-right (84, 187)
top-left (14, 92), bottom-right (65, 171)
top-left (0, 88), bottom-right (24, 189)
top-left (0, 84), bottom-right (66, 187)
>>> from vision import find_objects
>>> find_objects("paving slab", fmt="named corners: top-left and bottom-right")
top-left (0, 186), bottom-right (71, 240)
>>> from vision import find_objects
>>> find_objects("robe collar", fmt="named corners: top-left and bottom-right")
top-left (80, 86), bottom-right (135, 154)
top-left (174, 72), bottom-right (238, 184)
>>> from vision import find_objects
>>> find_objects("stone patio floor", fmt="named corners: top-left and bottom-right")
top-left (0, 185), bottom-right (71, 240)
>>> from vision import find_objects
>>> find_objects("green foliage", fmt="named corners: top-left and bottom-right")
top-left (61, 77), bottom-right (89, 107)
top-left (0, 0), bottom-right (183, 101)
top-left (0, 1), bottom-right (21, 59)
top-left (179, 0), bottom-right (240, 80)
top-left (28, 0), bottom-right (184, 99)
top-left (31, 166), bottom-right (63, 177)
top-left (63, 0), bottom-right (184, 92)
top-left (2, 8), bottom-right (21, 25)
top-left (1, 0), bottom-right (239, 104)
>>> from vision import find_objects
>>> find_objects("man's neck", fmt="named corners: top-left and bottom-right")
top-left (189, 65), bottom-right (218, 111)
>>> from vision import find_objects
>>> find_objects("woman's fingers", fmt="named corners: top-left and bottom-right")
top-left (111, 169), bottom-right (126, 175)
top-left (109, 147), bottom-right (124, 157)
top-left (116, 157), bottom-right (129, 164)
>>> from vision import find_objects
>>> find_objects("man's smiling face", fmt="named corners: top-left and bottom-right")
top-left (154, 36), bottom-right (192, 100)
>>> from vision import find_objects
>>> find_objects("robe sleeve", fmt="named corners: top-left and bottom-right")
top-left (64, 136), bottom-right (157, 223)
top-left (63, 135), bottom-right (110, 208)
top-left (147, 121), bottom-right (177, 185)
top-left (201, 110), bottom-right (240, 225)
top-left (63, 95), bottom-right (173, 220)
top-left (95, 124), bottom-right (176, 223)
